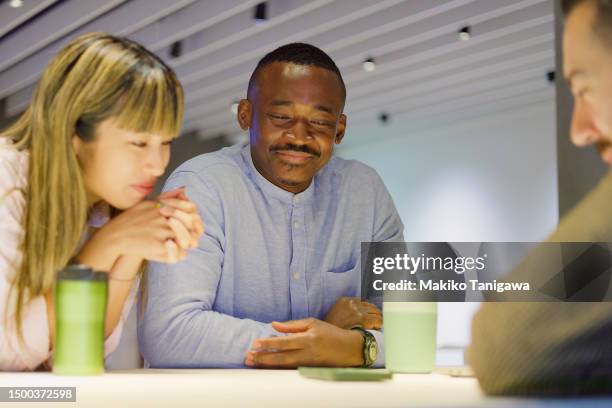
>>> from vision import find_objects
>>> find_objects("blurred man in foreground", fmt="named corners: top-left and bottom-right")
top-left (468, 0), bottom-right (612, 395)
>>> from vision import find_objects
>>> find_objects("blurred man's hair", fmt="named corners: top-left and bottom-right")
top-left (562, 0), bottom-right (612, 45)
top-left (247, 42), bottom-right (346, 100)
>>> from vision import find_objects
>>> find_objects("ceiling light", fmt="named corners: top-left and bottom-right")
top-left (9, 0), bottom-right (24, 8)
top-left (379, 112), bottom-right (390, 125)
top-left (458, 26), bottom-right (471, 41)
top-left (254, 2), bottom-right (267, 23)
top-left (362, 57), bottom-right (376, 72)
top-left (170, 41), bottom-right (183, 58)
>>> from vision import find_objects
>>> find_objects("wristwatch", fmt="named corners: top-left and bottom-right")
top-left (351, 327), bottom-right (378, 367)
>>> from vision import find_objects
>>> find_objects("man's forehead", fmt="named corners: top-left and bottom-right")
top-left (279, 62), bottom-right (313, 79)
top-left (259, 62), bottom-right (339, 87)
top-left (256, 62), bottom-right (344, 105)
top-left (562, 3), bottom-right (592, 78)
top-left (562, 1), bottom-right (612, 83)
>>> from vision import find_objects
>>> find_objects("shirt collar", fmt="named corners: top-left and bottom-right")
top-left (240, 143), bottom-right (315, 205)
top-left (88, 201), bottom-right (111, 228)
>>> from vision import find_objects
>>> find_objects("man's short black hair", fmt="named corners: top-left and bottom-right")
top-left (247, 42), bottom-right (346, 100)
top-left (561, 0), bottom-right (612, 46)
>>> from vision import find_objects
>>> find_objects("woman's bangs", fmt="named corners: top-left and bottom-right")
top-left (113, 69), bottom-right (183, 139)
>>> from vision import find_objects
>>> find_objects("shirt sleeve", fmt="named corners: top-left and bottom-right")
top-left (467, 170), bottom-right (612, 395)
top-left (0, 147), bottom-right (52, 371)
top-left (138, 170), bottom-right (281, 368)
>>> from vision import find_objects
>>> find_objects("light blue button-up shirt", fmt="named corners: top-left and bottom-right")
top-left (139, 142), bottom-right (404, 368)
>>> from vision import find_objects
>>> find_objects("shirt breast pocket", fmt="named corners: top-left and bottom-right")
top-left (323, 264), bottom-right (361, 313)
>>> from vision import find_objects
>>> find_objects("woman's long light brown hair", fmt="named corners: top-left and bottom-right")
top-left (1, 32), bottom-right (184, 341)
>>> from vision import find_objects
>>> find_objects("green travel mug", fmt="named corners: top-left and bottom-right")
top-left (53, 265), bottom-right (108, 375)
top-left (383, 302), bottom-right (438, 373)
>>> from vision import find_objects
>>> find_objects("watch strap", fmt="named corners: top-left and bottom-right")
top-left (351, 327), bottom-right (377, 367)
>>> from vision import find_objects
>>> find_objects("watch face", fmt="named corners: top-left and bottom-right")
top-left (368, 343), bottom-right (378, 362)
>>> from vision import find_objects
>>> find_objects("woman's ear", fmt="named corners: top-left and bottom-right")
top-left (72, 134), bottom-right (83, 158)
top-left (237, 99), bottom-right (252, 131)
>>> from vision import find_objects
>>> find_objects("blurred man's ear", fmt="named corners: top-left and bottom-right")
top-left (237, 99), bottom-right (252, 130)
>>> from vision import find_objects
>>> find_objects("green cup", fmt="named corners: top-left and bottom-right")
top-left (53, 265), bottom-right (108, 376)
top-left (383, 302), bottom-right (437, 373)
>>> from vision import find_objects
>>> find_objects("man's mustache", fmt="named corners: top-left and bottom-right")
top-left (270, 144), bottom-right (321, 157)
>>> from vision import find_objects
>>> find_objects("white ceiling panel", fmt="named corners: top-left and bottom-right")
top-left (0, 0), bottom-right (555, 142)
top-left (0, 0), bottom-right (57, 39)
top-left (0, 0), bottom-right (127, 74)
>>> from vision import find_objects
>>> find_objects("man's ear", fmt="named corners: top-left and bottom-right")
top-left (335, 113), bottom-right (347, 144)
top-left (237, 99), bottom-right (252, 131)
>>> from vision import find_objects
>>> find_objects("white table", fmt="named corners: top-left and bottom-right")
top-left (1, 369), bottom-right (611, 408)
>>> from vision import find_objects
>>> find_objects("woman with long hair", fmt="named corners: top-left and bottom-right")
top-left (0, 32), bottom-right (203, 370)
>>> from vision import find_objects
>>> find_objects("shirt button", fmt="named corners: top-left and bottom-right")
top-left (293, 196), bottom-right (300, 204)
top-left (293, 272), bottom-right (300, 280)
top-left (293, 222), bottom-right (299, 228)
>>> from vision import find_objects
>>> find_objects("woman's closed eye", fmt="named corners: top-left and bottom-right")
top-left (131, 140), bottom-right (174, 148)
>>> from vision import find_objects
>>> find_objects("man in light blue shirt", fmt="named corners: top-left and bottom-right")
top-left (140, 43), bottom-right (404, 368)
